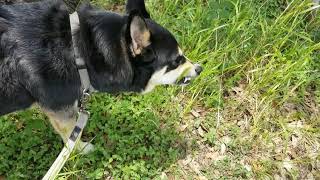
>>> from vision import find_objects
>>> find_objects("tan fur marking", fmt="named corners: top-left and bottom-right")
top-left (42, 107), bottom-right (95, 153)
top-left (141, 31), bottom-right (151, 47)
top-left (42, 108), bottom-right (77, 142)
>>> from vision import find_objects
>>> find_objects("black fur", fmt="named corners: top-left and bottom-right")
top-left (0, 0), bottom-right (181, 115)
top-left (126, 0), bottom-right (150, 18)
top-left (0, 0), bottom-right (36, 5)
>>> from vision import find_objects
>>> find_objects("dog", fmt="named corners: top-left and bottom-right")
top-left (0, 0), bottom-right (36, 5)
top-left (0, 0), bottom-right (203, 152)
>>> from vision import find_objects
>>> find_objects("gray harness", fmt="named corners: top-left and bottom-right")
top-left (43, 12), bottom-right (93, 180)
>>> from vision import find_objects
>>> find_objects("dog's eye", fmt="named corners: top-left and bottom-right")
top-left (174, 56), bottom-right (185, 65)
top-left (142, 46), bottom-right (154, 54)
top-left (144, 48), bottom-right (151, 54)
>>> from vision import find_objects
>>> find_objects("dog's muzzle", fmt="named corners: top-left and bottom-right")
top-left (177, 64), bottom-right (203, 85)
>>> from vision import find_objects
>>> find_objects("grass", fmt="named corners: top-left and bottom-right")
top-left (1, 0), bottom-right (320, 179)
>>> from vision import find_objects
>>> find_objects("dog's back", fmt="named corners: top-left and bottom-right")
top-left (0, 5), bottom-right (34, 115)
top-left (0, 0), bottom-right (81, 115)
top-left (0, 5), bottom-right (9, 61)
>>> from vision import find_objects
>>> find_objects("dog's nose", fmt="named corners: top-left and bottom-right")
top-left (195, 64), bottom-right (203, 75)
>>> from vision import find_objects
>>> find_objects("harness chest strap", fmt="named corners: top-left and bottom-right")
top-left (43, 12), bottom-right (92, 180)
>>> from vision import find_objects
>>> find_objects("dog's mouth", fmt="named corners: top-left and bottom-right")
top-left (175, 64), bottom-right (202, 86)
top-left (176, 76), bottom-right (193, 85)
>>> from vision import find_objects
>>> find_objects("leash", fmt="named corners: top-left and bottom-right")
top-left (43, 12), bottom-right (93, 180)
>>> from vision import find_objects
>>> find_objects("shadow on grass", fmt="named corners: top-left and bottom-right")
top-left (74, 94), bottom-right (187, 179)
top-left (0, 93), bottom-right (187, 179)
top-left (0, 109), bottom-right (62, 179)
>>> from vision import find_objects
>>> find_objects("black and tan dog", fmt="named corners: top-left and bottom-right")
top-left (0, 0), bottom-right (202, 152)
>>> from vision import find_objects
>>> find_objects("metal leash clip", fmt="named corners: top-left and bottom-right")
top-left (78, 88), bottom-right (91, 113)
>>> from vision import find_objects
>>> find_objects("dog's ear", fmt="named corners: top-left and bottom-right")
top-left (126, 0), bottom-right (150, 18)
top-left (127, 11), bottom-right (151, 57)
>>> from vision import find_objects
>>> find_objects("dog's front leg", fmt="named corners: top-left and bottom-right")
top-left (42, 107), bottom-right (94, 154)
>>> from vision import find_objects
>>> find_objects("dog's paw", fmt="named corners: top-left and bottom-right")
top-left (77, 141), bottom-right (95, 154)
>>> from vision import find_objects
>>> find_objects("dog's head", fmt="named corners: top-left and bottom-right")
top-left (125, 0), bottom-right (203, 93)
top-left (79, 0), bottom-right (202, 93)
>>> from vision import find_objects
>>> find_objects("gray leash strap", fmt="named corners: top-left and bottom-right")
top-left (63, 0), bottom-right (81, 13)
top-left (43, 12), bottom-right (92, 180)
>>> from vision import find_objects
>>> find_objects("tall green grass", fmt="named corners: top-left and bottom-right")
top-left (0, 0), bottom-right (319, 179)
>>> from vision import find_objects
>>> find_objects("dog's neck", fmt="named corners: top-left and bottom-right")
top-left (72, 10), bottom-right (148, 93)
top-left (70, 5), bottom-right (158, 94)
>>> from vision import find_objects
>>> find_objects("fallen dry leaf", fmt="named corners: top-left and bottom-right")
top-left (222, 136), bottom-right (232, 144)
top-left (198, 127), bottom-right (206, 137)
top-left (189, 160), bottom-right (201, 175)
top-left (220, 143), bottom-right (227, 155)
top-left (291, 135), bottom-right (299, 148)
top-left (283, 158), bottom-right (294, 172)
top-left (179, 124), bottom-right (188, 132)
top-left (182, 155), bottom-right (193, 166)
top-left (199, 175), bottom-right (208, 180)
top-left (191, 110), bottom-right (201, 118)
top-left (288, 121), bottom-right (304, 128)
top-left (205, 151), bottom-right (219, 160)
